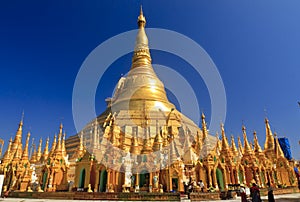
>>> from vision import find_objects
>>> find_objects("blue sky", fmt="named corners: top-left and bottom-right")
top-left (0, 1), bottom-right (300, 159)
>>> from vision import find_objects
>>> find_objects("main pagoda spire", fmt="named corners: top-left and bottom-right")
top-left (131, 6), bottom-right (152, 69)
top-left (111, 7), bottom-right (175, 113)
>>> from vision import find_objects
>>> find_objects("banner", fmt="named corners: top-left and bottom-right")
top-left (278, 137), bottom-right (292, 160)
top-left (0, 174), bottom-right (4, 197)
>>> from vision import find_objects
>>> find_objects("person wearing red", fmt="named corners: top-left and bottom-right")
top-left (250, 183), bottom-right (261, 202)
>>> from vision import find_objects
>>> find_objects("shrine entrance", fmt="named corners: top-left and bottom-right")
top-left (79, 169), bottom-right (86, 188)
top-left (216, 168), bottom-right (225, 191)
top-left (42, 171), bottom-right (48, 190)
top-left (99, 170), bottom-right (107, 192)
top-left (172, 178), bottom-right (178, 192)
top-left (238, 168), bottom-right (244, 184)
top-left (139, 170), bottom-right (150, 188)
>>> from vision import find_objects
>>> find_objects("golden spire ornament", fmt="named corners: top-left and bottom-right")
top-left (242, 125), bottom-right (253, 155)
top-left (36, 138), bottom-right (43, 162)
top-left (253, 131), bottom-right (263, 153)
top-left (2, 137), bottom-right (13, 163)
top-left (221, 123), bottom-right (230, 151)
top-left (131, 5), bottom-right (151, 69)
top-left (231, 135), bottom-right (238, 157)
top-left (21, 132), bottom-right (30, 161)
top-left (201, 113), bottom-right (208, 142)
top-left (41, 137), bottom-right (49, 162)
top-left (49, 134), bottom-right (57, 157)
top-left (264, 118), bottom-right (275, 158)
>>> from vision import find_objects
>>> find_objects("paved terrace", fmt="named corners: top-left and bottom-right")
top-left (0, 193), bottom-right (299, 202)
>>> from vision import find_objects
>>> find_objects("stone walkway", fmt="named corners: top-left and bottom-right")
top-left (181, 193), bottom-right (300, 202)
top-left (1, 193), bottom-right (300, 202)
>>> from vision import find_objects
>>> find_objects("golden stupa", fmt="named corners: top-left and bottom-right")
top-left (78, 7), bottom-right (215, 172)
top-left (0, 8), bottom-right (297, 195)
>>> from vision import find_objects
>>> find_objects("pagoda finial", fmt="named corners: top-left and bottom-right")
top-left (153, 131), bottom-right (163, 152)
top-left (2, 137), bottom-right (13, 163)
top-left (131, 6), bottom-right (151, 69)
top-left (220, 123), bottom-right (230, 150)
top-left (201, 112), bottom-right (208, 142)
top-left (231, 135), bottom-right (238, 156)
top-left (237, 136), bottom-right (243, 155)
top-left (36, 138), bottom-right (42, 161)
top-left (54, 124), bottom-right (62, 158)
top-left (130, 134), bottom-right (139, 154)
top-left (79, 133), bottom-right (84, 150)
top-left (21, 110), bottom-right (24, 123)
top-left (142, 128), bottom-right (153, 154)
top-left (21, 132), bottom-right (30, 161)
top-left (264, 117), bottom-right (275, 155)
top-left (76, 132), bottom-right (85, 158)
top-left (215, 132), bottom-right (221, 154)
top-left (253, 131), bottom-right (263, 153)
top-left (170, 141), bottom-right (179, 165)
top-left (14, 113), bottom-right (24, 144)
top-left (62, 132), bottom-right (67, 157)
top-left (30, 143), bottom-right (37, 164)
top-left (242, 125), bottom-right (252, 154)
top-left (41, 137), bottom-right (49, 162)
top-left (49, 134), bottom-right (57, 157)
top-left (59, 123), bottom-right (63, 134)
top-left (138, 5), bottom-right (146, 28)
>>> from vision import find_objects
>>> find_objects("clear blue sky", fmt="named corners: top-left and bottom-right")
top-left (0, 1), bottom-right (299, 159)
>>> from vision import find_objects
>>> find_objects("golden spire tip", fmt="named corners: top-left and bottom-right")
top-left (21, 110), bottom-right (24, 123)
top-left (140, 5), bottom-right (143, 16)
top-left (137, 5), bottom-right (146, 28)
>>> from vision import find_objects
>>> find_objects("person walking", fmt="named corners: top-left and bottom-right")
top-left (240, 184), bottom-right (247, 202)
top-left (267, 182), bottom-right (275, 202)
top-left (250, 183), bottom-right (261, 202)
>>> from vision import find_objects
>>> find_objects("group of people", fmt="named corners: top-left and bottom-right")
top-left (240, 182), bottom-right (275, 202)
top-left (184, 179), bottom-right (205, 194)
top-left (184, 179), bottom-right (205, 199)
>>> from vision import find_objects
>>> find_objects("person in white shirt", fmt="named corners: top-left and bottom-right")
top-left (199, 180), bottom-right (204, 192)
